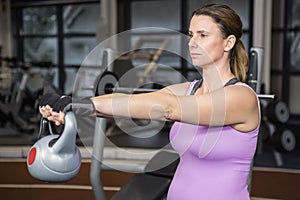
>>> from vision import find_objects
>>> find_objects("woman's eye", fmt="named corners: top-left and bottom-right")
top-left (200, 34), bottom-right (207, 38)
top-left (188, 34), bottom-right (193, 38)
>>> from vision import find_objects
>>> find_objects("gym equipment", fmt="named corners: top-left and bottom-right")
top-left (0, 57), bottom-right (58, 134)
top-left (91, 59), bottom-right (276, 199)
top-left (95, 71), bottom-right (277, 100)
top-left (0, 57), bottom-right (12, 91)
top-left (0, 57), bottom-right (38, 132)
top-left (95, 71), bottom-right (157, 96)
top-left (247, 48), bottom-right (263, 94)
top-left (272, 125), bottom-right (296, 152)
top-left (244, 47), bottom-right (294, 166)
top-left (27, 112), bottom-right (81, 182)
top-left (26, 45), bottom-right (283, 199)
top-left (111, 151), bottom-right (179, 200)
top-left (265, 100), bottom-right (290, 124)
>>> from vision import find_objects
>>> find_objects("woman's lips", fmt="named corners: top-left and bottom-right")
top-left (190, 52), bottom-right (202, 58)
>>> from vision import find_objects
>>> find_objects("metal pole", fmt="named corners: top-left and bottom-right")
top-left (90, 117), bottom-right (107, 200)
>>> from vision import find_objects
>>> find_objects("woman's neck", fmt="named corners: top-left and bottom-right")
top-left (201, 64), bottom-right (235, 93)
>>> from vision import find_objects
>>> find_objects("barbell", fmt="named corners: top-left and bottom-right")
top-left (95, 71), bottom-right (276, 100)
top-left (95, 72), bottom-right (158, 96)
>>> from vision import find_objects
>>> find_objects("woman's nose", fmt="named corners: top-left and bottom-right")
top-left (188, 37), bottom-right (197, 48)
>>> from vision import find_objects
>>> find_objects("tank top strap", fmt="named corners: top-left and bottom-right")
top-left (187, 79), bottom-right (202, 95)
top-left (187, 77), bottom-right (240, 96)
top-left (224, 77), bottom-right (240, 87)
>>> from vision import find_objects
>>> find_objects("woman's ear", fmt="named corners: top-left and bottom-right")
top-left (224, 35), bottom-right (236, 52)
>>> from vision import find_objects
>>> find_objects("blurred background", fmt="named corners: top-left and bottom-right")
top-left (0, 0), bottom-right (300, 199)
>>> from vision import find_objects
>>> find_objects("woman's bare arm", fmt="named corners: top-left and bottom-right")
top-left (40, 82), bottom-right (259, 133)
top-left (39, 82), bottom-right (191, 125)
top-left (91, 84), bottom-right (259, 132)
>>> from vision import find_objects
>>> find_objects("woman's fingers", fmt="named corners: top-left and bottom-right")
top-left (49, 111), bottom-right (65, 125)
top-left (39, 105), bottom-right (65, 125)
top-left (39, 105), bottom-right (52, 118)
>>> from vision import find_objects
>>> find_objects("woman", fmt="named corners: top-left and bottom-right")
top-left (40, 3), bottom-right (260, 199)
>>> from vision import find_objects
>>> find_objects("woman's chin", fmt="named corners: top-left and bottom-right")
top-left (192, 61), bottom-right (206, 68)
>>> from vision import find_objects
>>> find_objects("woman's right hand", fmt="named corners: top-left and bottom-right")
top-left (39, 93), bottom-right (71, 126)
top-left (39, 105), bottom-right (65, 126)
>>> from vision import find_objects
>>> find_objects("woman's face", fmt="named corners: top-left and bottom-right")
top-left (188, 15), bottom-right (229, 68)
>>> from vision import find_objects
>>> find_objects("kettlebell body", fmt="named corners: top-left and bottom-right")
top-left (27, 112), bottom-right (81, 182)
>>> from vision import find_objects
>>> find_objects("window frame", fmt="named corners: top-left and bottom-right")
top-left (11, 0), bottom-right (99, 92)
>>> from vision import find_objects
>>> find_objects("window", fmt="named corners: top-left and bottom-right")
top-left (12, 1), bottom-right (100, 93)
top-left (117, 0), bottom-right (252, 83)
top-left (22, 6), bottom-right (57, 62)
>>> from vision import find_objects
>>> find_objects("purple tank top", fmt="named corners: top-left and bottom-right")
top-left (167, 80), bottom-right (259, 200)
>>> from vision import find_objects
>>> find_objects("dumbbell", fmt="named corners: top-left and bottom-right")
top-left (27, 112), bottom-right (81, 182)
top-left (272, 125), bottom-right (296, 152)
top-left (265, 100), bottom-right (290, 124)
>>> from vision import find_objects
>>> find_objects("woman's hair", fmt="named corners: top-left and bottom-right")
top-left (192, 3), bottom-right (248, 82)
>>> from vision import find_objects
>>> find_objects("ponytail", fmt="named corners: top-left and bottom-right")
top-left (230, 39), bottom-right (248, 83)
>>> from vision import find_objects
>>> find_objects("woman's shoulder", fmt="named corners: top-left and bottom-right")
top-left (232, 82), bottom-right (258, 97)
top-left (224, 83), bottom-right (259, 112)
top-left (226, 83), bottom-right (260, 132)
top-left (159, 81), bottom-right (192, 95)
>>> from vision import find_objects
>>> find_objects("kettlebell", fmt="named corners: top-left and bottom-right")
top-left (27, 112), bottom-right (81, 182)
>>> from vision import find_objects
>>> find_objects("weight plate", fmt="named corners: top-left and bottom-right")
top-left (280, 129), bottom-right (296, 152)
top-left (266, 100), bottom-right (290, 124)
top-left (275, 101), bottom-right (289, 123)
top-left (95, 72), bottom-right (118, 96)
top-left (272, 127), bottom-right (296, 152)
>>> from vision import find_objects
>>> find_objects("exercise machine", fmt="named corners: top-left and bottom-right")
top-left (247, 48), bottom-right (296, 168)
top-left (27, 47), bottom-right (284, 200)
top-left (0, 57), bottom-right (39, 133)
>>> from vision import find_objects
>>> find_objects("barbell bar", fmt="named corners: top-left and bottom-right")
top-left (95, 71), bottom-right (276, 100)
top-left (95, 72), bottom-right (157, 95)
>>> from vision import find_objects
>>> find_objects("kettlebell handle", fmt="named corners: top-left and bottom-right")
top-left (52, 112), bottom-right (77, 154)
